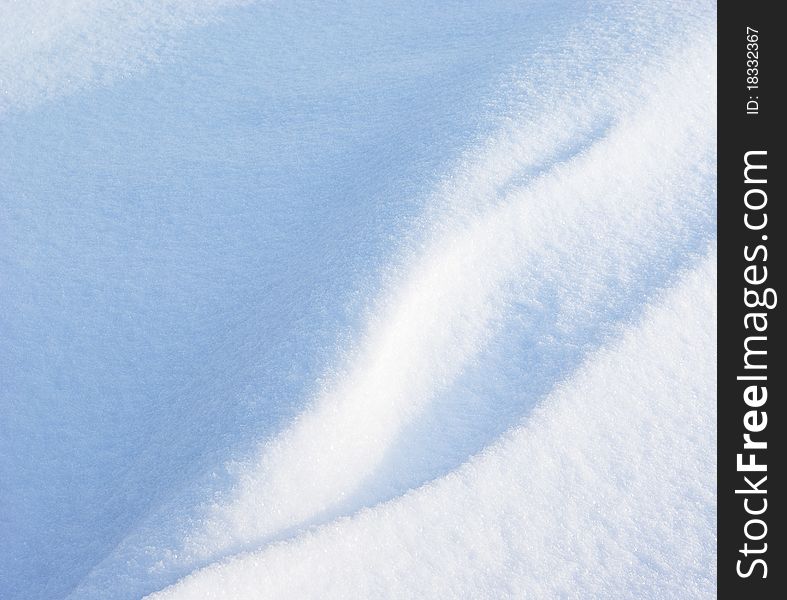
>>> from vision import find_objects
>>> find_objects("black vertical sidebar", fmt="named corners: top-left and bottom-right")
top-left (718, 2), bottom-right (783, 598)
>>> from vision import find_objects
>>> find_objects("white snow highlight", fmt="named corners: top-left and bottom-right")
top-left (151, 247), bottom-right (717, 600)
top-left (1, 1), bottom-right (717, 597)
top-left (172, 32), bottom-right (715, 569)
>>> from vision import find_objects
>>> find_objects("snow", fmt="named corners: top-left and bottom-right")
top-left (0, 0), bottom-right (253, 115)
top-left (1, 1), bottom-right (716, 599)
top-left (150, 249), bottom-right (717, 600)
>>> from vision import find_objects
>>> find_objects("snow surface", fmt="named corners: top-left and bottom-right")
top-left (150, 248), bottom-right (718, 600)
top-left (1, 1), bottom-right (716, 599)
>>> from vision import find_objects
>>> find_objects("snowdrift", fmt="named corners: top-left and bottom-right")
top-left (1, 1), bottom-right (716, 598)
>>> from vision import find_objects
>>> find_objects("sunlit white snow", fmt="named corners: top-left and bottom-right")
top-left (1, 1), bottom-right (716, 598)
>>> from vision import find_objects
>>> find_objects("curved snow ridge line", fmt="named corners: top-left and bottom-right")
top-left (370, 0), bottom-right (717, 232)
top-left (151, 248), bottom-right (717, 600)
top-left (63, 5), bottom-right (715, 598)
top-left (168, 32), bottom-right (716, 569)
top-left (0, 0), bottom-right (254, 115)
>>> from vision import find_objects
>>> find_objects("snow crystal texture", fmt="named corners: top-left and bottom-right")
top-left (1, 1), bottom-right (716, 599)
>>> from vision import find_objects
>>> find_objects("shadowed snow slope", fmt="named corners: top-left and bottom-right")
top-left (1, 0), bottom-right (715, 598)
top-left (0, 0), bottom-right (253, 114)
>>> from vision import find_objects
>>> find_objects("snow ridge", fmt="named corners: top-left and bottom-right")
top-left (0, 1), bottom-right (716, 598)
top-left (152, 249), bottom-right (717, 600)
top-left (141, 25), bottom-right (714, 599)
